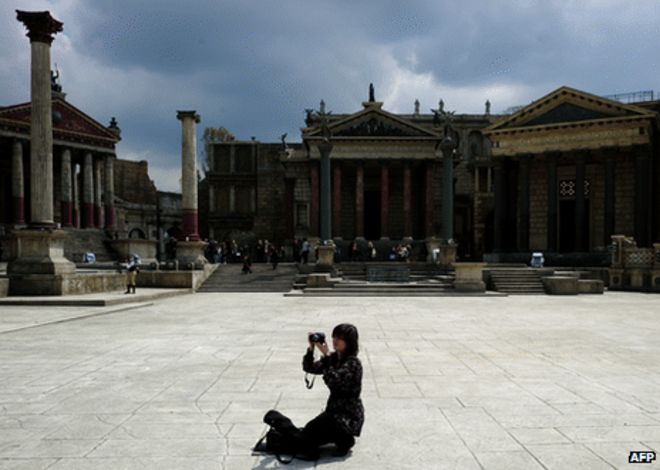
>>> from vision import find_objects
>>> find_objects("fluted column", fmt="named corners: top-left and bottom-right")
top-left (73, 163), bottom-right (79, 228)
top-left (94, 157), bottom-right (103, 228)
top-left (575, 151), bottom-right (587, 251)
top-left (17, 10), bottom-right (63, 227)
top-left (12, 140), bottom-right (25, 225)
top-left (493, 160), bottom-right (505, 252)
top-left (177, 110), bottom-right (201, 240)
top-left (518, 155), bottom-right (531, 252)
top-left (380, 161), bottom-right (389, 239)
top-left (425, 161), bottom-right (434, 237)
top-left (318, 142), bottom-right (333, 242)
top-left (546, 153), bottom-right (558, 252)
top-left (403, 161), bottom-right (412, 238)
top-left (82, 152), bottom-right (94, 228)
top-left (60, 148), bottom-right (73, 226)
top-left (104, 155), bottom-right (115, 229)
top-left (332, 161), bottom-right (342, 238)
top-left (604, 151), bottom-right (616, 246)
top-left (355, 161), bottom-right (365, 238)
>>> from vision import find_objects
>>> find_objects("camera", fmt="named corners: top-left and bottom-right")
top-left (308, 332), bottom-right (326, 343)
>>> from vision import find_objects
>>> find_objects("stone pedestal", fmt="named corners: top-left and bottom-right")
top-left (316, 244), bottom-right (335, 272)
top-left (176, 240), bottom-right (207, 269)
top-left (453, 262), bottom-right (486, 292)
top-left (439, 242), bottom-right (457, 267)
top-left (425, 237), bottom-right (442, 263)
top-left (542, 276), bottom-right (578, 295)
top-left (7, 229), bottom-right (76, 295)
top-left (110, 239), bottom-right (158, 267)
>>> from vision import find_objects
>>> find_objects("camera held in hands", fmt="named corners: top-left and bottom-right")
top-left (308, 332), bottom-right (326, 344)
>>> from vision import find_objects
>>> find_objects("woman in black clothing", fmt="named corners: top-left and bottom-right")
top-left (301, 323), bottom-right (364, 456)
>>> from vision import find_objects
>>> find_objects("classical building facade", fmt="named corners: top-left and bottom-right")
top-left (484, 87), bottom-right (660, 264)
top-left (202, 86), bottom-right (660, 264)
top-left (202, 93), bottom-right (497, 259)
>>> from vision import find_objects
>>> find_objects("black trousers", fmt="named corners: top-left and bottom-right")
top-left (301, 411), bottom-right (355, 450)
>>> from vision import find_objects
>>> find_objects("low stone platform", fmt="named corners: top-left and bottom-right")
top-left (0, 287), bottom-right (191, 306)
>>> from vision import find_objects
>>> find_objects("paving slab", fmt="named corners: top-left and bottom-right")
top-left (0, 291), bottom-right (659, 469)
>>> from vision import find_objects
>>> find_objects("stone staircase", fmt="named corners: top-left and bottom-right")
top-left (63, 228), bottom-right (117, 263)
top-left (295, 262), bottom-right (456, 296)
top-left (488, 268), bottom-right (547, 294)
top-left (197, 262), bottom-right (298, 292)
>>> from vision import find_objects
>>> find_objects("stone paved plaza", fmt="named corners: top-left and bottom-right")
top-left (1, 292), bottom-right (659, 469)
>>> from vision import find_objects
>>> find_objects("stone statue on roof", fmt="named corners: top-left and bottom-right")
top-left (369, 83), bottom-right (375, 102)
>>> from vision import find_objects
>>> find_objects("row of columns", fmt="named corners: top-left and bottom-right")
top-left (310, 160), bottom-right (435, 239)
top-left (10, 139), bottom-right (115, 229)
top-left (493, 147), bottom-right (652, 253)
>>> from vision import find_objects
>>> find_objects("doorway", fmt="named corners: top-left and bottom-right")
top-left (364, 190), bottom-right (381, 240)
top-left (559, 200), bottom-right (590, 252)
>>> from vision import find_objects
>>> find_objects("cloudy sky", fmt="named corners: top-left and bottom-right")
top-left (2, 1), bottom-right (659, 191)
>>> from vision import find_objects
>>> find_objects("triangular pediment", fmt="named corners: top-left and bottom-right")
top-left (0, 98), bottom-right (119, 142)
top-left (305, 107), bottom-right (438, 139)
top-left (488, 86), bottom-right (655, 131)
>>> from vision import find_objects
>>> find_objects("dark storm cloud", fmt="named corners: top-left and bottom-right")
top-left (2, 0), bottom-right (660, 191)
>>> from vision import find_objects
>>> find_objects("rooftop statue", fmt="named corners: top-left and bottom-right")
top-left (369, 83), bottom-right (375, 102)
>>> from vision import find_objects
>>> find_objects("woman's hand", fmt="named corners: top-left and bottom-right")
top-left (307, 332), bottom-right (315, 351)
top-left (316, 341), bottom-right (330, 357)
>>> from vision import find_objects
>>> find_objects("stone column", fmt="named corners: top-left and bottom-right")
top-left (17, 11), bottom-right (62, 228)
top-left (634, 146), bottom-right (652, 246)
top-left (73, 163), bottom-right (79, 228)
top-left (604, 151), bottom-right (616, 246)
top-left (310, 163), bottom-right (319, 236)
top-left (175, 110), bottom-right (206, 268)
top-left (493, 160), bottom-right (506, 252)
top-left (518, 155), bottom-right (531, 252)
top-left (425, 161), bottom-right (434, 237)
top-left (575, 151), bottom-right (587, 251)
top-left (11, 140), bottom-right (25, 225)
top-left (94, 157), bottom-right (103, 228)
top-left (380, 161), bottom-right (389, 239)
top-left (332, 161), bottom-right (342, 238)
top-left (60, 148), bottom-right (73, 226)
top-left (9, 11), bottom-right (74, 293)
top-left (318, 141), bottom-right (333, 242)
top-left (176, 110), bottom-right (201, 241)
top-left (403, 161), bottom-right (412, 238)
top-left (104, 155), bottom-right (115, 229)
top-left (546, 153), bottom-right (558, 252)
top-left (355, 161), bottom-right (365, 238)
top-left (82, 152), bottom-right (94, 228)
top-left (440, 143), bottom-right (454, 242)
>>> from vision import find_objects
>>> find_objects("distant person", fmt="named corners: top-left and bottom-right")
top-left (270, 245), bottom-right (280, 270)
top-left (242, 254), bottom-right (252, 274)
top-left (124, 255), bottom-right (140, 294)
top-left (301, 238), bottom-right (310, 264)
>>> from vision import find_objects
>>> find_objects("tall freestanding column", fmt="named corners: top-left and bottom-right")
top-left (175, 110), bottom-right (206, 268)
top-left (380, 162), bottom-right (389, 239)
top-left (575, 151), bottom-right (587, 251)
top-left (403, 162), bottom-right (412, 238)
top-left (12, 140), bottom-right (25, 225)
top-left (17, 11), bottom-right (62, 227)
top-left (82, 152), bottom-right (94, 228)
top-left (73, 163), bottom-right (80, 228)
top-left (425, 161), bottom-right (434, 237)
top-left (546, 152), bottom-right (559, 252)
top-left (94, 157), bottom-right (103, 228)
top-left (9, 11), bottom-right (74, 293)
top-left (318, 141), bottom-right (333, 242)
top-left (104, 155), bottom-right (115, 229)
top-left (518, 155), bottom-right (531, 252)
top-left (60, 148), bottom-right (73, 226)
top-left (177, 111), bottom-right (201, 241)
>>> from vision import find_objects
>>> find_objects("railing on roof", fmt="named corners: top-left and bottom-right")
top-left (602, 90), bottom-right (654, 104)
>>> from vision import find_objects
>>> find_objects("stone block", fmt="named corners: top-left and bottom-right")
top-left (541, 276), bottom-right (578, 295)
top-left (9, 273), bottom-right (125, 296)
top-left (110, 239), bottom-right (158, 265)
top-left (453, 262), bottom-right (486, 292)
top-left (577, 279), bottom-right (604, 294)
top-left (306, 273), bottom-right (334, 287)
top-left (0, 278), bottom-right (8, 297)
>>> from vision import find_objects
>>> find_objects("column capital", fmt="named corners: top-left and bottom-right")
top-left (16, 10), bottom-right (63, 44)
top-left (176, 110), bottom-right (200, 123)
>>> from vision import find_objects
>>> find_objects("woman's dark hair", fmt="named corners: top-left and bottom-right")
top-left (332, 323), bottom-right (359, 358)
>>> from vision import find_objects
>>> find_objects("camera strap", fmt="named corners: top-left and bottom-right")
top-left (304, 373), bottom-right (315, 389)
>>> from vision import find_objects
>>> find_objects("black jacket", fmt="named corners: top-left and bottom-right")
top-left (303, 349), bottom-right (364, 436)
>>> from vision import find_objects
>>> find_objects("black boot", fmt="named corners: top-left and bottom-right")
top-left (125, 287), bottom-right (130, 294)
top-left (131, 285), bottom-right (136, 294)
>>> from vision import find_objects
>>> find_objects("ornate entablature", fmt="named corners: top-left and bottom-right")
top-left (0, 98), bottom-right (120, 150)
top-left (485, 86), bottom-right (656, 156)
